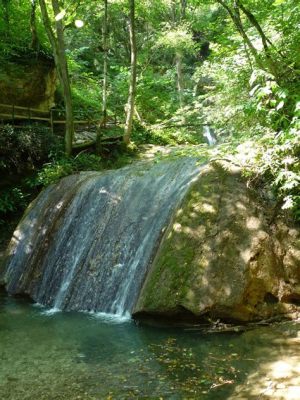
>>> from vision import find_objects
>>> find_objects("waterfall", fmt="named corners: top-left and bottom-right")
top-left (203, 125), bottom-right (216, 146)
top-left (2, 158), bottom-right (200, 316)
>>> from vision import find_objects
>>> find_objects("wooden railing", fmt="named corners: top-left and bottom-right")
top-left (0, 103), bottom-right (123, 148)
top-left (0, 103), bottom-right (118, 131)
top-left (0, 103), bottom-right (119, 122)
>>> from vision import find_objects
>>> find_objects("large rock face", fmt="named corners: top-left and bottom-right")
top-left (134, 161), bottom-right (300, 323)
top-left (0, 56), bottom-right (56, 111)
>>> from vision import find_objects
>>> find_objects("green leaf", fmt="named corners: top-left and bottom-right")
top-left (273, 0), bottom-right (286, 6)
top-left (276, 101), bottom-right (285, 111)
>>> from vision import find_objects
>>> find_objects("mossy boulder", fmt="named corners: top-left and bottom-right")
top-left (134, 161), bottom-right (300, 323)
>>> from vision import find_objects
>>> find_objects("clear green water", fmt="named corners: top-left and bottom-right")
top-left (1, 290), bottom-right (299, 400)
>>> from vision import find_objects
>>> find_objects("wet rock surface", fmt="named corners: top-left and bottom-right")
top-left (1, 158), bottom-right (200, 314)
top-left (134, 161), bottom-right (300, 323)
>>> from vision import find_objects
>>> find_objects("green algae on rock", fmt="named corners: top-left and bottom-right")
top-left (134, 161), bottom-right (300, 323)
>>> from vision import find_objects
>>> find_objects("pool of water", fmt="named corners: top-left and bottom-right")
top-left (1, 290), bottom-right (299, 400)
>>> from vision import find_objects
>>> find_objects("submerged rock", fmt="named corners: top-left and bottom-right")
top-left (134, 161), bottom-right (300, 323)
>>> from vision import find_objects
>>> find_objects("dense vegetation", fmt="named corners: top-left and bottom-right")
top-left (0, 0), bottom-right (299, 236)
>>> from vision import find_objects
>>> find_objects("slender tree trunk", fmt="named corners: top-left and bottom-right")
top-left (175, 0), bottom-right (187, 107)
top-left (234, 0), bottom-right (279, 80)
top-left (51, 0), bottom-right (74, 156)
top-left (1, 0), bottom-right (10, 38)
top-left (217, 0), bottom-right (263, 68)
top-left (124, 0), bottom-right (137, 145)
top-left (236, 0), bottom-right (274, 50)
top-left (102, 0), bottom-right (108, 127)
top-left (243, 41), bottom-right (253, 71)
top-left (39, 0), bottom-right (74, 156)
top-left (96, 0), bottom-right (109, 154)
top-left (30, 0), bottom-right (39, 51)
top-left (180, 0), bottom-right (187, 19)
top-left (217, 0), bottom-right (281, 80)
top-left (175, 51), bottom-right (184, 108)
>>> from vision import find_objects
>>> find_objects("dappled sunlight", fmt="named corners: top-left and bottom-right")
top-left (55, 201), bottom-right (64, 210)
top-left (246, 216), bottom-right (261, 230)
top-left (172, 222), bottom-right (182, 233)
top-left (11, 230), bottom-right (23, 246)
top-left (202, 202), bottom-right (216, 214)
top-left (98, 187), bottom-right (122, 203)
top-left (229, 332), bottom-right (300, 400)
top-left (235, 140), bottom-right (260, 168)
top-left (241, 248), bottom-right (252, 263)
top-left (137, 160), bottom-right (299, 327)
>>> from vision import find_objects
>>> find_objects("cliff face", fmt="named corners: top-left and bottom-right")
top-left (0, 56), bottom-right (56, 111)
top-left (134, 161), bottom-right (300, 323)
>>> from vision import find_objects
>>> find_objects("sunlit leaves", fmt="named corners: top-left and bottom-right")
top-left (273, 0), bottom-right (287, 6)
top-left (155, 25), bottom-right (197, 55)
top-left (75, 20), bottom-right (84, 28)
top-left (55, 9), bottom-right (66, 21)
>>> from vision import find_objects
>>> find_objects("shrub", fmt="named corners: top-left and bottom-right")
top-left (0, 124), bottom-right (62, 174)
top-left (31, 153), bottom-right (103, 187)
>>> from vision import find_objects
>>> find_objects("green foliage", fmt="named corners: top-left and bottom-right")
top-left (32, 154), bottom-right (103, 187)
top-left (0, 125), bottom-right (62, 174)
top-left (0, 0), bottom-right (299, 224)
top-left (132, 125), bottom-right (206, 146)
top-left (249, 69), bottom-right (292, 130)
top-left (136, 68), bottom-right (177, 123)
top-left (0, 1), bottom-right (50, 59)
top-left (254, 119), bottom-right (300, 218)
top-left (68, 59), bottom-right (103, 117)
top-left (0, 187), bottom-right (28, 216)
top-left (0, 184), bottom-right (32, 233)
top-left (155, 25), bottom-right (197, 55)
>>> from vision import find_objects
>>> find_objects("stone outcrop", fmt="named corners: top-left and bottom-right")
top-left (0, 55), bottom-right (56, 111)
top-left (134, 161), bottom-right (300, 323)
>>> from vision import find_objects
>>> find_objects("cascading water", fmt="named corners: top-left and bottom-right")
top-left (203, 125), bottom-right (216, 146)
top-left (2, 158), bottom-right (200, 316)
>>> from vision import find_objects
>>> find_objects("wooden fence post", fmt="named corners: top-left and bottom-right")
top-left (12, 104), bottom-right (15, 126)
top-left (50, 109), bottom-right (54, 134)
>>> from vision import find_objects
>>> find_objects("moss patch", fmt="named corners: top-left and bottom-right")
top-left (134, 161), bottom-right (300, 322)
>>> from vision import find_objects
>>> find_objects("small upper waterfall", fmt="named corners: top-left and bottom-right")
top-left (2, 158), bottom-right (200, 316)
top-left (203, 125), bottom-right (216, 146)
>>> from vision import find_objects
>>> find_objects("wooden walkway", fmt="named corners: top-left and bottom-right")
top-left (0, 103), bottom-right (123, 149)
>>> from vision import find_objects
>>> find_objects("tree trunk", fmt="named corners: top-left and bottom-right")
top-left (102, 0), bottom-right (108, 127)
top-left (39, 0), bottom-right (74, 156)
top-left (217, 0), bottom-right (281, 80)
top-left (217, 0), bottom-right (263, 69)
top-left (124, 0), bottom-right (137, 145)
top-left (30, 0), bottom-right (39, 51)
top-left (235, 0), bottom-right (279, 80)
top-left (175, 0), bottom-right (187, 107)
top-left (1, 0), bottom-right (10, 38)
top-left (175, 51), bottom-right (184, 108)
top-left (180, 0), bottom-right (187, 19)
top-left (236, 0), bottom-right (274, 50)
